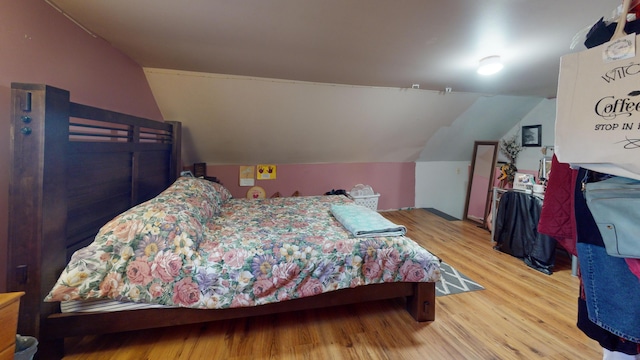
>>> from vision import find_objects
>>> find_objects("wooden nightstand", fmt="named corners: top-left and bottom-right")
top-left (0, 292), bottom-right (24, 360)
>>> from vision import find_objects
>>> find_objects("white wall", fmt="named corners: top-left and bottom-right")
top-left (498, 98), bottom-right (557, 173)
top-left (415, 98), bottom-right (557, 218)
top-left (415, 161), bottom-right (469, 219)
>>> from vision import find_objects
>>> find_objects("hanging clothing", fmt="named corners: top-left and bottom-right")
top-left (538, 160), bottom-right (640, 353)
top-left (584, 17), bottom-right (640, 49)
top-left (537, 154), bottom-right (577, 256)
top-left (574, 168), bottom-right (640, 353)
top-left (493, 190), bottom-right (556, 274)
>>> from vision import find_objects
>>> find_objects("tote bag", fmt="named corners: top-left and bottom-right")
top-left (555, 0), bottom-right (640, 180)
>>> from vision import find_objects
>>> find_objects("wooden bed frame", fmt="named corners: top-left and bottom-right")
top-left (7, 83), bottom-right (436, 359)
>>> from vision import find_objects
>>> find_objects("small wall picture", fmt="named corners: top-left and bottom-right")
top-left (257, 164), bottom-right (277, 180)
top-left (522, 125), bottom-right (542, 147)
top-left (239, 165), bottom-right (255, 186)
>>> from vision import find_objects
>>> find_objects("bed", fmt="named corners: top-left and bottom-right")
top-left (7, 83), bottom-right (440, 359)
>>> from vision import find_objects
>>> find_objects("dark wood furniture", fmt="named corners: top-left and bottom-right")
top-left (193, 162), bottom-right (207, 177)
top-left (7, 83), bottom-right (435, 359)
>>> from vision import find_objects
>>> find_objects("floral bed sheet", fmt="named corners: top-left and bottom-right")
top-left (46, 178), bottom-right (441, 310)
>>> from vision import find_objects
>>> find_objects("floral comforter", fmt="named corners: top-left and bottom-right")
top-left (46, 177), bottom-right (441, 309)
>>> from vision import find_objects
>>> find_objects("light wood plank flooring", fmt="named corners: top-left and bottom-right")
top-left (63, 209), bottom-right (601, 359)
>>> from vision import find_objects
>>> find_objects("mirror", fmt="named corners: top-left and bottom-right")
top-left (464, 141), bottom-right (498, 228)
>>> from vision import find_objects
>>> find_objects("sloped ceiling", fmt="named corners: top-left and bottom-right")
top-left (418, 95), bottom-right (544, 161)
top-left (145, 69), bottom-right (542, 164)
top-left (48, 0), bottom-right (620, 164)
top-left (145, 69), bottom-right (488, 164)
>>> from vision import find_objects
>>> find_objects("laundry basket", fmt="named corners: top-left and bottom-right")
top-left (348, 184), bottom-right (380, 211)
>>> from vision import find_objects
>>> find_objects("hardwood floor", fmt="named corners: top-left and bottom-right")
top-left (63, 209), bottom-right (601, 359)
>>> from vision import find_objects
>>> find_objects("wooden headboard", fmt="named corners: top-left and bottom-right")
top-left (7, 83), bottom-right (182, 338)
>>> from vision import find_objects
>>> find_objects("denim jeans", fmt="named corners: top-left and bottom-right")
top-left (578, 242), bottom-right (640, 342)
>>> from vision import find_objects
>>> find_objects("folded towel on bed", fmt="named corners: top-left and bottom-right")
top-left (330, 204), bottom-right (407, 237)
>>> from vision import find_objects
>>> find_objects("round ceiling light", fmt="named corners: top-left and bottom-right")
top-left (477, 55), bottom-right (503, 75)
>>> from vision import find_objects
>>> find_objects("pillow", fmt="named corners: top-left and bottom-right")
top-left (199, 179), bottom-right (233, 206)
top-left (165, 177), bottom-right (232, 217)
top-left (45, 177), bottom-right (228, 303)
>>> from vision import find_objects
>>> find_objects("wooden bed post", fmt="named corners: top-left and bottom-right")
top-left (8, 84), bottom-right (70, 357)
top-left (166, 120), bottom-right (182, 181)
top-left (406, 282), bottom-right (436, 321)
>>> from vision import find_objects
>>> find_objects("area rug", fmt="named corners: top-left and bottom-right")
top-left (436, 262), bottom-right (485, 296)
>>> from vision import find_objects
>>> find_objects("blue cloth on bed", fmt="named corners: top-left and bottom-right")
top-left (330, 204), bottom-right (407, 237)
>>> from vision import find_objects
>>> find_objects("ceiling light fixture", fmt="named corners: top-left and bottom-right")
top-left (477, 55), bottom-right (503, 75)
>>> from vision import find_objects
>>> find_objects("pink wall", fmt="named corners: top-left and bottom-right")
top-left (200, 163), bottom-right (416, 210)
top-left (0, 0), bottom-right (163, 292)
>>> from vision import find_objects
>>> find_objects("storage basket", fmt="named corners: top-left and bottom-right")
top-left (349, 193), bottom-right (380, 211)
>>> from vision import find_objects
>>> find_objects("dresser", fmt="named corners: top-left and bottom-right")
top-left (0, 292), bottom-right (24, 360)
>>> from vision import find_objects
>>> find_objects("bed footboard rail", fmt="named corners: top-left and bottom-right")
top-left (43, 282), bottom-right (435, 340)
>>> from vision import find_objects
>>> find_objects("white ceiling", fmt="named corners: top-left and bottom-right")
top-left (47, 0), bottom-right (624, 165)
